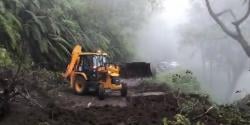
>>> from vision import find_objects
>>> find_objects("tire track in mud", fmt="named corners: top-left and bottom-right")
top-left (53, 79), bottom-right (166, 110)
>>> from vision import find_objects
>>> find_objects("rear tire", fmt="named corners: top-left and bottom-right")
top-left (121, 83), bottom-right (127, 97)
top-left (73, 76), bottom-right (87, 95)
top-left (98, 84), bottom-right (105, 100)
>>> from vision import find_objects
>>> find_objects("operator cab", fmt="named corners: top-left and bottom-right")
top-left (76, 52), bottom-right (109, 81)
top-left (77, 54), bottom-right (109, 71)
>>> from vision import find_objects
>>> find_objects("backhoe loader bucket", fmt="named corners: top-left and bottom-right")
top-left (120, 62), bottom-right (152, 78)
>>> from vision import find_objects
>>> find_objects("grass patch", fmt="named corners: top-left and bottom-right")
top-left (154, 69), bottom-right (201, 94)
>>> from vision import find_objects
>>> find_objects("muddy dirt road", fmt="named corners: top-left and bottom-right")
top-left (1, 79), bottom-right (177, 125)
top-left (0, 78), bottom-right (220, 125)
top-left (50, 79), bottom-right (168, 109)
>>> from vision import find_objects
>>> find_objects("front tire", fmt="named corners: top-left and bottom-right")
top-left (73, 76), bottom-right (87, 95)
top-left (98, 84), bottom-right (105, 100)
top-left (121, 83), bottom-right (127, 97)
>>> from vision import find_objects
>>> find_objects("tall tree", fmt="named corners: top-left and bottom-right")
top-left (205, 0), bottom-right (250, 58)
top-left (180, 1), bottom-right (248, 102)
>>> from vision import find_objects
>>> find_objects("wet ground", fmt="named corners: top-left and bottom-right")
top-left (0, 79), bottom-right (176, 125)
top-left (0, 78), bottom-right (221, 125)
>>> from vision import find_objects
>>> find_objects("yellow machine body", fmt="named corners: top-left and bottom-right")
top-left (63, 45), bottom-right (126, 99)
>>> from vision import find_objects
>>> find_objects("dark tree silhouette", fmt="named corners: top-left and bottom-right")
top-left (205, 0), bottom-right (250, 58)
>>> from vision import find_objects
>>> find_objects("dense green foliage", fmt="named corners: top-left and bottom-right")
top-left (0, 0), bottom-right (151, 69)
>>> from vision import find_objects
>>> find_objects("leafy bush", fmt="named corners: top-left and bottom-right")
top-left (216, 105), bottom-right (250, 125)
top-left (155, 70), bottom-right (200, 93)
top-left (0, 48), bottom-right (13, 66)
top-left (163, 114), bottom-right (205, 125)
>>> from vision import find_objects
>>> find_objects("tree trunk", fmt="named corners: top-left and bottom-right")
top-left (238, 38), bottom-right (250, 58)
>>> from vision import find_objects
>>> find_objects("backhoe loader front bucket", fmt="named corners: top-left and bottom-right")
top-left (120, 62), bottom-right (152, 78)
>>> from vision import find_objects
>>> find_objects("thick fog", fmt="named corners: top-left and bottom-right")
top-left (84, 0), bottom-right (250, 104)
top-left (134, 0), bottom-right (190, 63)
top-left (134, 0), bottom-right (250, 104)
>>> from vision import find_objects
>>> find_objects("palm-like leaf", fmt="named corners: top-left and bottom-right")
top-left (0, 0), bottom-right (135, 69)
top-left (0, 12), bottom-right (21, 51)
top-left (24, 10), bottom-right (46, 33)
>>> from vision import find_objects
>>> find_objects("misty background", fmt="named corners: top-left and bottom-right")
top-left (132, 0), bottom-right (250, 104)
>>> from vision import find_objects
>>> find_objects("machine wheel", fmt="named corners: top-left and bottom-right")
top-left (98, 84), bottom-right (105, 100)
top-left (73, 76), bottom-right (87, 95)
top-left (121, 83), bottom-right (127, 97)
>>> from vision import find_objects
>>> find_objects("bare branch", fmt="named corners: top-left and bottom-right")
top-left (192, 106), bottom-right (215, 120)
top-left (216, 9), bottom-right (237, 20)
top-left (205, 0), bottom-right (250, 57)
top-left (233, 0), bottom-right (250, 26)
top-left (205, 0), bottom-right (239, 40)
top-left (235, 25), bottom-right (243, 37)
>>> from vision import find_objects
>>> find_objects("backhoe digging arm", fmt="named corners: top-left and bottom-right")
top-left (63, 45), bottom-right (82, 78)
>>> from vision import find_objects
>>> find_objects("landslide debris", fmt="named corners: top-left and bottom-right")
top-left (0, 68), bottom-right (250, 125)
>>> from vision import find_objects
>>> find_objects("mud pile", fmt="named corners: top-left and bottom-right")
top-left (1, 93), bottom-right (179, 125)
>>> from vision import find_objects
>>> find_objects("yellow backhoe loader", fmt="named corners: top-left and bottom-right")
top-left (63, 45), bottom-right (152, 100)
top-left (63, 45), bottom-right (127, 100)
